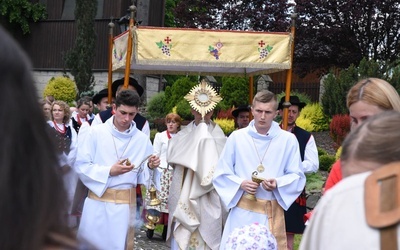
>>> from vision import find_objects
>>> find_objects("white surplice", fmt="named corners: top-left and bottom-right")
top-left (213, 120), bottom-right (306, 249)
top-left (167, 121), bottom-right (227, 250)
top-left (300, 171), bottom-right (400, 250)
top-left (75, 117), bottom-right (158, 249)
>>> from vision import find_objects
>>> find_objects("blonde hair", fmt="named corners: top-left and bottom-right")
top-left (252, 90), bottom-right (278, 110)
top-left (347, 78), bottom-right (400, 111)
top-left (51, 100), bottom-right (71, 124)
top-left (165, 113), bottom-right (182, 131)
top-left (342, 111), bottom-right (400, 169)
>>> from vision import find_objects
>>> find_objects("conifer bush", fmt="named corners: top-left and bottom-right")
top-left (219, 76), bottom-right (249, 110)
top-left (175, 99), bottom-right (193, 121)
top-left (214, 118), bottom-right (235, 135)
top-left (319, 154), bottom-right (336, 171)
top-left (164, 78), bottom-right (196, 113)
top-left (297, 103), bottom-right (329, 132)
top-left (146, 92), bottom-right (167, 121)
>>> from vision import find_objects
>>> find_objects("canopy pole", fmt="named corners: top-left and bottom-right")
top-left (107, 20), bottom-right (115, 105)
top-left (123, 5), bottom-right (136, 89)
top-left (282, 11), bottom-right (297, 131)
top-left (249, 76), bottom-right (254, 120)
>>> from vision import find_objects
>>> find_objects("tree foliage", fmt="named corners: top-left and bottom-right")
top-left (0, 0), bottom-right (47, 34)
top-left (295, 0), bottom-right (400, 75)
top-left (164, 77), bottom-right (196, 113)
top-left (172, 0), bottom-right (291, 31)
top-left (320, 58), bottom-right (396, 117)
top-left (169, 1), bottom-right (400, 77)
top-left (146, 91), bottom-right (167, 122)
top-left (219, 76), bottom-right (249, 110)
top-left (64, 0), bottom-right (97, 97)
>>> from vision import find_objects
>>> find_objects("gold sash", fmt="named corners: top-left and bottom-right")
top-left (88, 188), bottom-right (135, 204)
top-left (237, 196), bottom-right (287, 250)
top-left (88, 188), bottom-right (136, 250)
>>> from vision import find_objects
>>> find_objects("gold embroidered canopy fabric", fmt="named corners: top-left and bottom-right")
top-left (112, 26), bottom-right (292, 76)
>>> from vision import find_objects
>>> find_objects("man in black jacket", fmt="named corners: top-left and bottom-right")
top-left (279, 95), bottom-right (319, 250)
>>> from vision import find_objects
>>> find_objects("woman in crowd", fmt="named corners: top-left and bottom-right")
top-left (71, 96), bottom-right (91, 133)
top-left (145, 113), bottom-right (182, 240)
top-left (0, 25), bottom-right (77, 248)
top-left (324, 77), bottom-right (400, 191)
top-left (48, 100), bottom-right (79, 228)
top-left (300, 111), bottom-right (400, 249)
top-left (40, 99), bottom-right (53, 120)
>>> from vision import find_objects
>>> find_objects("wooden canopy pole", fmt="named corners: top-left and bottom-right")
top-left (249, 76), bottom-right (254, 120)
top-left (282, 11), bottom-right (297, 131)
top-left (107, 21), bottom-right (114, 105)
top-left (123, 5), bottom-right (136, 89)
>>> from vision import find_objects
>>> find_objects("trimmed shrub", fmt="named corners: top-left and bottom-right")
top-left (319, 154), bottom-right (336, 171)
top-left (146, 92), bottom-right (167, 122)
top-left (150, 129), bottom-right (158, 144)
top-left (214, 118), bottom-right (235, 135)
top-left (219, 77), bottom-right (249, 110)
top-left (43, 76), bottom-right (77, 104)
top-left (335, 146), bottom-right (342, 160)
top-left (317, 147), bottom-right (328, 156)
top-left (305, 172), bottom-right (325, 192)
top-left (330, 114), bottom-right (351, 150)
top-left (175, 99), bottom-right (193, 121)
top-left (164, 78), bottom-right (196, 113)
top-left (216, 107), bottom-right (234, 119)
top-left (300, 103), bottom-right (329, 132)
top-left (295, 117), bottom-right (314, 132)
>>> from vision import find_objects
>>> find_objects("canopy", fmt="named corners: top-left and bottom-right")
top-left (112, 26), bottom-right (293, 77)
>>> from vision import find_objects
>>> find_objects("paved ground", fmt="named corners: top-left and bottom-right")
top-left (135, 227), bottom-right (170, 250)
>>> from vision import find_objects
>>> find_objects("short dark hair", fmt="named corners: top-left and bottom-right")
top-left (115, 89), bottom-right (141, 108)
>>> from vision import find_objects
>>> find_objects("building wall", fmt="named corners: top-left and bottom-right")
top-left (33, 70), bottom-right (160, 104)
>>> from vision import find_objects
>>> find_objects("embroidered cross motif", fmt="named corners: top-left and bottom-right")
top-left (164, 36), bottom-right (172, 44)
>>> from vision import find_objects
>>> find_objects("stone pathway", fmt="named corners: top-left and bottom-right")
top-left (135, 227), bottom-right (169, 250)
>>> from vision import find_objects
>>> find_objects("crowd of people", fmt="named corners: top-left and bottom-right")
top-left (3, 23), bottom-right (400, 250)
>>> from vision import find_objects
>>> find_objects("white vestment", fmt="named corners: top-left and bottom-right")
top-left (300, 171), bottom-right (400, 250)
top-left (167, 121), bottom-right (227, 250)
top-left (213, 120), bottom-right (306, 249)
top-left (75, 117), bottom-right (158, 249)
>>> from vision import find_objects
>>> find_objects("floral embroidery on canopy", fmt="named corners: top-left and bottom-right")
top-left (156, 36), bottom-right (172, 56)
top-left (209, 41), bottom-right (223, 60)
top-left (258, 39), bottom-right (273, 59)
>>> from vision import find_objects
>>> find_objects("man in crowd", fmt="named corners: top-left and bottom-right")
top-left (91, 77), bottom-right (150, 137)
top-left (232, 104), bottom-right (250, 129)
top-left (90, 77), bottom-right (150, 223)
top-left (278, 95), bottom-right (319, 250)
top-left (213, 90), bottom-right (306, 249)
top-left (75, 90), bottom-right (160, 249)
top-left (92, 88), bottom-right (109, 113)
